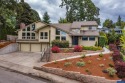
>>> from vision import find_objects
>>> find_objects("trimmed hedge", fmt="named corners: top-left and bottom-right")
top-left (51, 40), bottom-right (69, 48)
top-left (82, 46), bottom-right (102, 51)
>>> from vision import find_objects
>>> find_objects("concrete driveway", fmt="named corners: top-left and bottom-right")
top-left (0, 52), bottom-right (46, 67)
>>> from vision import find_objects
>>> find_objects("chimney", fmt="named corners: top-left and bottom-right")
top-left (20, 23), bottom-right (25, 29)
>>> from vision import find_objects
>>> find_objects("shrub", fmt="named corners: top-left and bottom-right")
top-left (64, 62), bottom-right (72, 67)
top-left (51, 46), bottom-right (60, 53)
top-left (99, 64), bottom-right (105, 67)
top-left (99, 53), bottom-right (103, 57)
top-left (85, 68), bottom-right (89, 72)
top-left (82, 46), bottom-right (102, 51)
top-left (76, 61), bottom-right (86, 67)
top-left (106, 67), bottom-right (117, 77)
top-left (109, 44), bottom-right (117, 51)
top-left (54, 60), bottom-right (57, 64)
top-left (87, 60), bottom-right (92, 64)
top-left (109, 63), bottom-right (114, 67)
top-left (98, 36), bottom-right (106, 47)
top-left (74, 45), bottom-right (82, 52)
top-left (95, 41), bottom-right (98, 46)
top-left (52, 40), bottom-right (69, 48)
top-left (81, 54), bottom-right (86, 58)
top-left (115, 61), bottom-right (125, 78)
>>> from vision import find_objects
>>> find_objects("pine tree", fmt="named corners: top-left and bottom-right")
top-left (116, 15), bottom-right (122, 27)
top-left (43, 12), bottom-right (51, 24)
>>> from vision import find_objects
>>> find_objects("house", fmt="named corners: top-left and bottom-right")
top-left (99, 26), bottom-right (123, 34)
top-left (17, 21), bottom-right (99, 52)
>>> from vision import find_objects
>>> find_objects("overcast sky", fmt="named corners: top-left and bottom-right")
top-left (25, 0), bottom-right (125, 25)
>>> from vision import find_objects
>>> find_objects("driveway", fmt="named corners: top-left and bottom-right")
top-left (0, 52), bottom-right (46, 67)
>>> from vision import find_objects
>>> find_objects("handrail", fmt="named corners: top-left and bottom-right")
top-left (41, 46), bottom-right (51, 62)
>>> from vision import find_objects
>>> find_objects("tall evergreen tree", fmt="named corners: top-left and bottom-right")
top-left (60, 0), bottom-right (100, 24)
top-left (43, 12), bottom-right (51, 24)
top-left (116, 15), bottom-right (122, 27)
top-left (58, 17), bottom-right (68, 23)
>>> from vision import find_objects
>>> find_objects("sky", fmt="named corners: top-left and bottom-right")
top-left (25, 0), bottom-right (125, 25)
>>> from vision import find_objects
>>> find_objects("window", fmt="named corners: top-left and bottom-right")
top-left (40, 32), bottom-right (48, 39)
top-left (61, 36), bottom-right (66, 40)
top-left (31, 33), bottom-right (35, 39)
top-left (89, 36), bottom-right (95, 41)
top-left (56, 29), bottom-right (60, 35)
top-left (27, 27), bottom-right (30, 31)
top-left (56, 36), bottom-right (60, 40)
top-left (32, 24), bottom-right (35, 31)
top-left (82, 36), bottom-right (88, 41)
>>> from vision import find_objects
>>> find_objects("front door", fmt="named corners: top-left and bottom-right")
top-left (72, 36), bottom-right (78, 45)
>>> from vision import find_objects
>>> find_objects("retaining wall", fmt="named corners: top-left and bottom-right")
top-left (38, 66), bottom-right (116, 83)
top-left (0, 43), bottom-right (18, 55)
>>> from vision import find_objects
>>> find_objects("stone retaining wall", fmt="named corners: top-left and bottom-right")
top-left (0, 43), bottom-right (18, 55)
top-left (39, 66), bottom-right (116, 83)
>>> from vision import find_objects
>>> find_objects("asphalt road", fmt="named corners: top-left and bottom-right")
top-left (0, 67), bottom-right (51, 83)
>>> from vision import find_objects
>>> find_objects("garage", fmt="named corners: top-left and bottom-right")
top-left (19, 43), bottom-right (50, 52)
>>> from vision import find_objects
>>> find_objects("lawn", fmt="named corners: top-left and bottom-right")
top-left (43, 53), bottom-right (120, 80)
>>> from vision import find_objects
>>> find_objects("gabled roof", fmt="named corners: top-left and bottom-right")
top-left (71, 21), bottom-right (98, 28)
top-left (51, 23), bottom-right (72, 32)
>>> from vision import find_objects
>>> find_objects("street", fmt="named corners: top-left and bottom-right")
top-left (0, 67), bottom-right (51, 83)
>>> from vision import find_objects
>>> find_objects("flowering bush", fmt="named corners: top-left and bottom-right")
top-left (51, 46), bottom-right (60, 53)
top-left (74, 45), bottom-right (82, 52)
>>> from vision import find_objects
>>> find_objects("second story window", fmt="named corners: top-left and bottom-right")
top-left (55, 29), bottom-right (66, 41)
top-left (32, 24), bottom-right (35, 31)
top-left (40, 32), bottom-right (48, 39)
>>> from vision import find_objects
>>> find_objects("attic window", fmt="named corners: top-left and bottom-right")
top-left (32, 24), bottom-right (35, 31)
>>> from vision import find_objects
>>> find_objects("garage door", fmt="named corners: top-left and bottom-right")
top-left (21, 44), bottom-right (30, 52)
top-left (31, 44), bottom-right (41, 52)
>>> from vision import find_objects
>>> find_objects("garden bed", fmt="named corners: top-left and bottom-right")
top-left (50, 48), bottom-right (104, 61)
top-left (43, 53), bottom-right (120, 80)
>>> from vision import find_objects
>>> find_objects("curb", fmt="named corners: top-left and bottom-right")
top-left (0, 59), bottom-right (81, 83)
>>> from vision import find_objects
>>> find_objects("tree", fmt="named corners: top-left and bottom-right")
top-left (116, 15), bottom-right (122, 27)
top-left (60, 0), bottom-right (100, 24)
top-left (58, 17), bottom-right (68, 23)
top-left (120, 30), bottom-right (125, 53)
top-left (103, 19), bottom-right (114, 28)
top-left (0, 0), bottom-right (41, 39)
top-left (43, 12), bottom-right (51, 24)
top-left (16, 1), bottom-right (41, 28)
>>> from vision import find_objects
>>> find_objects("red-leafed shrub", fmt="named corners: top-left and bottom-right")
top-left (51, 46), bottom-right (60, 53)
top-left (74, 45), bottom-right (82, 52)
top-left (115, 61), bottom-right (125, 78)
top-left (112, 50), bottom-right (122, 62)
top-left (109, 44), bottom-right (117, 51)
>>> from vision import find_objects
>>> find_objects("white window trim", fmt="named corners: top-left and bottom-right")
top-left (40, 32), bottom-right (48, 39)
